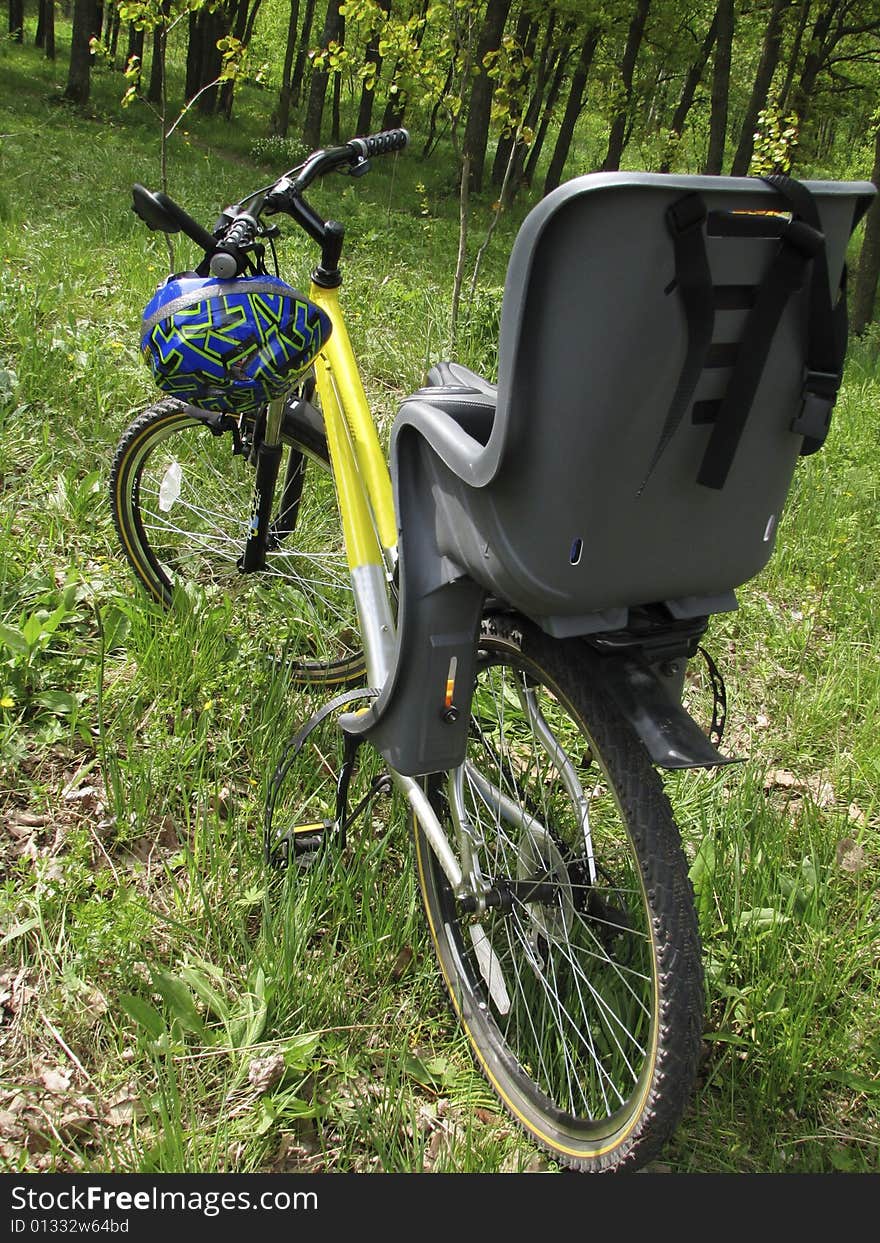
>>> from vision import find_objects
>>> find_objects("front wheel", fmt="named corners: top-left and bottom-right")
top-left (414, 614), bottom-right (704, 1172)
top-left (109, 397), bottom-right (363, 685)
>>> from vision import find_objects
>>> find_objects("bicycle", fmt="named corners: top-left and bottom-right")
top-left (111, 131), bottom-right (873, 1173)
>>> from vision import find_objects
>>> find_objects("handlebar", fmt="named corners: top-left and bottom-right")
top-left (133, 128), bottom-right (409, 283)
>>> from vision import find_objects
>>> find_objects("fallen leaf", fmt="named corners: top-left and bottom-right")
top-left (248, 1052), bottom-right (286, 1093)
top-left (835, 838), bottom-right (866, 873)
top-left (39, 1066), bottom-right (73, 1094)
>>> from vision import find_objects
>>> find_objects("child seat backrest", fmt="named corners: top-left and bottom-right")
top-left (431, 172), bottom-right (873, 636)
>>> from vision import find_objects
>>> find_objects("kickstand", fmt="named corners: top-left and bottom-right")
top-left (263, 686), bottom-right (381, 867)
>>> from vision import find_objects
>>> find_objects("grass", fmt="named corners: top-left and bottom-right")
top-left (1, 41), bottom-right (878, 1175)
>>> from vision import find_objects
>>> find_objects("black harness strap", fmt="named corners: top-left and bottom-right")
top-left (638, 192), bottom-right (714, 494)
top-left (761, 173), bottom-right (849, 456)
top-left (696, 213), bottom-right (823, 490)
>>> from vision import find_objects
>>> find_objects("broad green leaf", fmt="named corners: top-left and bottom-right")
top-left (284, 1032), bottom-right (321, 1071)
top-left (151, 969), bottom-right (213, 1042)
top-left (0, 623), bottom-right (28, 654)
top-left (178, 964), bottom-right (230, 1024)
top-left (119, 993), bottom-right (167, 1040)
top-left (35, 690), bottom-right (78, 715)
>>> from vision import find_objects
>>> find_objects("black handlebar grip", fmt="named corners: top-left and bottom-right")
top-left (208, 214), bottom-right (258, 278)
top-left (350, 129), bottom-right (409, 159)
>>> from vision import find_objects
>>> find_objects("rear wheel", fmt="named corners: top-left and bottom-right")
top-left (109, 397), bottom-right (363, 685)
top-left (414, 614), bottom-right (704, 1172)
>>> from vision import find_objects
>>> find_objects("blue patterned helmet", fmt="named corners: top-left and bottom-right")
top-left (140, 273), bottom-right (332, 414)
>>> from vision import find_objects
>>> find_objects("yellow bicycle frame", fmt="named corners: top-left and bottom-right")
top-left (307, 281), bottom-right (465, 890)
top-left (308, 283), bottom-right (397, 576)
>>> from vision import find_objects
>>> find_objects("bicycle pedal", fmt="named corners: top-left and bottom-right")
top-left (271, 818), bottom-right (338, 868)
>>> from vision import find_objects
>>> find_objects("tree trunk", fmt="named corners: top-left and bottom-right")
top-left (851, 122), bottom-right (880, 336)
top-left (703, 0), bottom-right (734, 175)
top-left (185, 6), bottom-right (229, 114)
top-left (658, 11), bottom-right (718, 173)
top-left (602, 0), bottom-right (651, 172)
top-left (36, 0), bottom-right (56, 56)
top-left (273, 0), bottom-right (301, 137)
top-left (9, 0), bottom-right (24, 42)
top-left (490, 8), bottom-right (536, 187)
top-left (381, 65), bottom-right (410, 129)
top-left (219, 0), bottom-right (261, 120)
top-left (108, 7), bottom-right (120, 57)
top-left (302, 0), bottom-right (343, 149)
top-left (544, 25), bottom-right (601, 195)
top-left (126, 23), bottom-right (143, 87)
top-left (777, 0), bottom-right (812, 114)
top-left (147, 15), bottom-right (166, 105)
top-left (503, 15), bottom-right (560, 203)
top-left (523, 34), bottom-right (571, 187)
top-left (355, 0), bottom-right (390, 136)
top-left (63, 0), bottom-right (98, 103)
top-left (422, 59), bottom-right (454, 157)
top-left (291, 0), bottom-right (316, 109)
top-left (330, 8), bottom-right (344, 141)
top-left (462, 0), bottom-right (513, 193)
top-left (730, 0), bottom-right (790, 175)
top-left (790, 0), bottom-right (842, 132)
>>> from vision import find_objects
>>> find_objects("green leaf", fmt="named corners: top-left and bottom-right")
top-left (21, 614), bottom-right (43, 647)
top-left (0, 623), bottom-right (29, 654)
top-left (824, 1070), bottom-right (879, 1097)
top-left (35, 690), bottom-right (78, 715)
top-left (151, 969), bottom-right (213, 1042)
top-left (101, 605), bottom-right (131, 653)
top-left (736, 907), bottom-right (789, 932)
top-left (178, 964), bottom-right (230, 1024)
top-left (0, 917), bottom-right (40, 947)
top-left (119, 993), bottom-right (167, 1040)
top-left (284, 1032), bottom-right (321, 1071)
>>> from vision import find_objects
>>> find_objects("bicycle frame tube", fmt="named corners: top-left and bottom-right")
top-left (309, 285), bottom-right (397, 564)
top-left (307, 284), bottom-right (465, 894)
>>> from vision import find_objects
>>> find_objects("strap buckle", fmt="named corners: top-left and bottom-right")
top-left (790, 368), bottom-right (839, 446)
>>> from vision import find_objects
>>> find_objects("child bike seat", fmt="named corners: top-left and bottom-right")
top-left (345, 171), bottom-right (874, 776)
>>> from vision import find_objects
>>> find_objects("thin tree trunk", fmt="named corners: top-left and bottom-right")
top-left (602, 0), bottom-right (651, 172)
top-left (355, 0), bottom-right (390, 136)
top-left (658, 11), bottom-right (718, 173)
top-left (422, 59), bottom-right (454, 157)
top-left (544, 25), bottom-right (601, 195)
top-left (126, 23), bottom-right (143, 87)
top-left (703, 0), bottom-right (734, 175)
top-left (331, 8), bottom-right (345, 143)
top-left (462, 0), bottom-right (513, 193)
top-left (291, 0), bottom-right (316, 109)
top-left (274, 0), bottom-right (301, 137)
top-left (777, 0), bottom-right (812, 114)
top-left (147, 12), bottom-right (166, 105)
top-left (851, 122), bottom-right (880, 335)
top-left (523, 38), bottom-right (570, 187)
top-left (789, 0), bottom-right (842, 132)
top-left (303, 0), bottom-right (342, 149)
top-left (37, 0), bottom-right (56, 56)
top-left (220, 0), bottom-right (260, 120)
top-left (490, 8), bottom-right (535, 187)
top-left (731, 0), bottom-right (790, 176)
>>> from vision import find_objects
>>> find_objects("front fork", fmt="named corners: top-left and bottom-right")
top-left (239, 396), bottom-right (288, 573)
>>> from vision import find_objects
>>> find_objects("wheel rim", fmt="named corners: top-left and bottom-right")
top-left (119, 412), bottom-right (361, 678)
top-left (419, 647), bottom-right (659, 1153)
